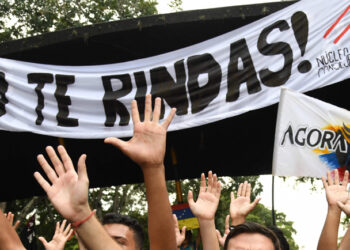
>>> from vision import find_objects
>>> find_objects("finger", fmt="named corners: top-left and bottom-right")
top-left (162, 107), bottom-right (176, 130)
top-left (38, 236), bottom-right (48, 246)
top-left (152, 97), bottom-right (161, 123)
top-left (13, 220), bottom-right (20, 230)
top-left (104, 137), bottom-right (128, 152)
top-left (64, 223), bottom-right (72, 236)
top-left (67, 229), bottom-right (74, 240)
top-left (246, 183), bottom-right (251, 199)
top-left (212, 173), bottom-right (218, 193)
top-left (230, 192), bottom-right (235, 202)
top-left (131, 100), bottom-right (140, 124)
top-left (343, 170), bottom-right (349, 187)
top-left (216, 229), bottom-right (223, 241)
top-left (188, 190), bottom-right (195, 209)
top-left (328, 171), bottom-right (333, 185)
top-left (8, 213), bottom-right (14, 226)
top-left (207, 171), bottom-right (213, 192)
top-left (251, 197), bottom-right (261, 209)
top-left (144, 94), bottom-right (152, 121)
top-left (173, 214), bottom-right (179, 228)
top-left (334, 169), bottom-right (340, 185)
top-left (78, 154), bottom-right (89, 183)
top-left (216, 180), bottom-right (222, 198)
top-left (181, 226), bottom-right (186, 238)
top-left (225, 215), bottom-right (230, 232)
top-left (237, 183), bottom-right (243, 196)
top-left (322, 176), bottom-right (328, 189)
top-left (337, 201), bottom-right (346, 211)
top-left (200, 173), bottom-right (206, 193)
top-left (242, 181), bottom-right (248, 196)
top-left (34, 172), bottom-right (51, 194)
top-left (57, 145), bottom-right (74, 172)
top-left (60, 220), bottom-right (67, 232)
top-left (45, 145), bottom-right (65, 176)
top-left (37, 154), bottom-right (58, 184)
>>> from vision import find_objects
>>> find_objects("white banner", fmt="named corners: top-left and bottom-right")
top-left (272, 88), bottom-right (350, 179)
top-left (0, 0), bottom-right (350, 138)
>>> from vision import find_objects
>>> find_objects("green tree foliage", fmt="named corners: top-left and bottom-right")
top-left (0, 0), bottom-right (158, 42)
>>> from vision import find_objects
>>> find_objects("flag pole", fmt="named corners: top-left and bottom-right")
top-left (272, 175), bottom-right (276, 226)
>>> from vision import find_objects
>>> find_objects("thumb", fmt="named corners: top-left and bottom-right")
top-left (77, 154), bottom-right (89, 183)
top-left (251, 197), bottom-right (261, 208)
top-left (38, 236), bottom-right (48, 247)
top-left (216, 229), bottom-right (222, 240)
top-left (337, 200), bottom-right (346, 210)
top-left (188, 190), bottom-right (195, 208)
top-left (104, 137), bottom-right (128, 151)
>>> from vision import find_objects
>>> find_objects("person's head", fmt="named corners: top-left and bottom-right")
top-left (102, 213), bottom-right (144, 250)
top-left (224, 222), bottom-right (281, 250)
top-left (268, 226), bottom-right (289, 250)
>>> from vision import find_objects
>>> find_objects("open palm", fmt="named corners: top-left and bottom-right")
top-left (188, 172), bottom-right (221, 220)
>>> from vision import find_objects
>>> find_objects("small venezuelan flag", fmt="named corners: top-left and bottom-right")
top-left (172, 203), bottom-right (199, 230)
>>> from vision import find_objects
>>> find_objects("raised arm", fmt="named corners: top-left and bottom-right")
top-left (173, 214), bottom-right (186, 249)
top-left (0, 210), bottom-right (25, 250)
top-left (337, 193), bottom-right (350, 250)
top-left (5, 212), bottom-right (20, 230)
top-left (317, 169), bottom-right (349, 250)
top-left (105, 94), bottom-right (177, 250)
top-left (34, 145), bottom-right (122, 250)
top-left (38, 220), bottom-right (73, 250)
top-left (188, 171), bottom-right (221, 250)
top-left (229, 181), bottom-right (261, 226)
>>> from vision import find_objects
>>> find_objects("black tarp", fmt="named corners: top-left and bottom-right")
top-left (1, 1), bottom-right (348, 201)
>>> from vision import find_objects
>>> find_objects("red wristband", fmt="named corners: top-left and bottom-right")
top-left (72, 209), bottom-right (96, 229)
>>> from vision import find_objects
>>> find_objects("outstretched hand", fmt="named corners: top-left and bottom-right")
top-left (230, 181), bottom-right (260, 225)
top-left (216, 215), bottom-right (230, 247)
top-left (188, 171), bottom-right (221, 221)
top-left (105, 94), bottom-right (176, 169)
top-left (4, 212), bottom-right (20, 230)
top-left (34, 145), bottom-right (91, 222)
top-left (39, 220), bottom-right (73, 250)
top-left (322, 169), bottom-right (349, 208)
top-left (173, 214), bottom-right (186, 247)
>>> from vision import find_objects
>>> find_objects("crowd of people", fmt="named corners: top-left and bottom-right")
top-left (1, 95), bottom-right (350, 250)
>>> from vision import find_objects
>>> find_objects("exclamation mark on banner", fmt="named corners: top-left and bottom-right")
top-left (291, 11), bottom-right (312, 73)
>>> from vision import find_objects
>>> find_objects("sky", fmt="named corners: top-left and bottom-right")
top-left (156, 0), bottom-right (347, 249)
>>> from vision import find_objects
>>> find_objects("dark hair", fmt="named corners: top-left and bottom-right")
top-left (224, 222), bottom-right (281, 250)
top-left (268, 226), bottom-right (289, 250)
top-left (102, 213), bottom-right (144, 249)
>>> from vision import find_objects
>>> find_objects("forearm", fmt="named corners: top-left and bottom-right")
top-left (143, 165), bottom-right (177, 250)
top-left (339, 225), bottom-right (350, 250)
top-left (0, 211), bottom-right (25, 250)
top-left (76, 210), bottom-right (121, 250)
top-left (317, 206), bottom-right (341, 250)
top-left (231, 215), bottom-right (245, 226)
top-left (197, 219), bottom-right (220, 250)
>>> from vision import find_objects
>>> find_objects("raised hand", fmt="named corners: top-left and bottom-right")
top-left (173, 214), bottom-right (186, 247)
top-left (322, 169), bottom-right (349, 208)
top-left (4, 212), bottom-right (20, 230)
top-left (188, 171), bottom-right (221, 221)
top-left (34, 145), bottom-right (91, 222)
top-left (38, 220), bottom-right (73, 250)
top-left (105, 94), bottom-right (176, 169)
top-left (230, 181), bottom-right (261, 226)
top-left (215, 215), bottom-right (230, 247)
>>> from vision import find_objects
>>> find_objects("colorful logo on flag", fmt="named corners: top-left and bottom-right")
top-left (280, 122), bottom-right (350, 179)
top-left (315, 123), bottom-right (350, 179)
top-left (172, 203), bottom-right (199, 230)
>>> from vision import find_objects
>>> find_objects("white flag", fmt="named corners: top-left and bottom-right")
top-left (272, 88), bottom-right (350, 179)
